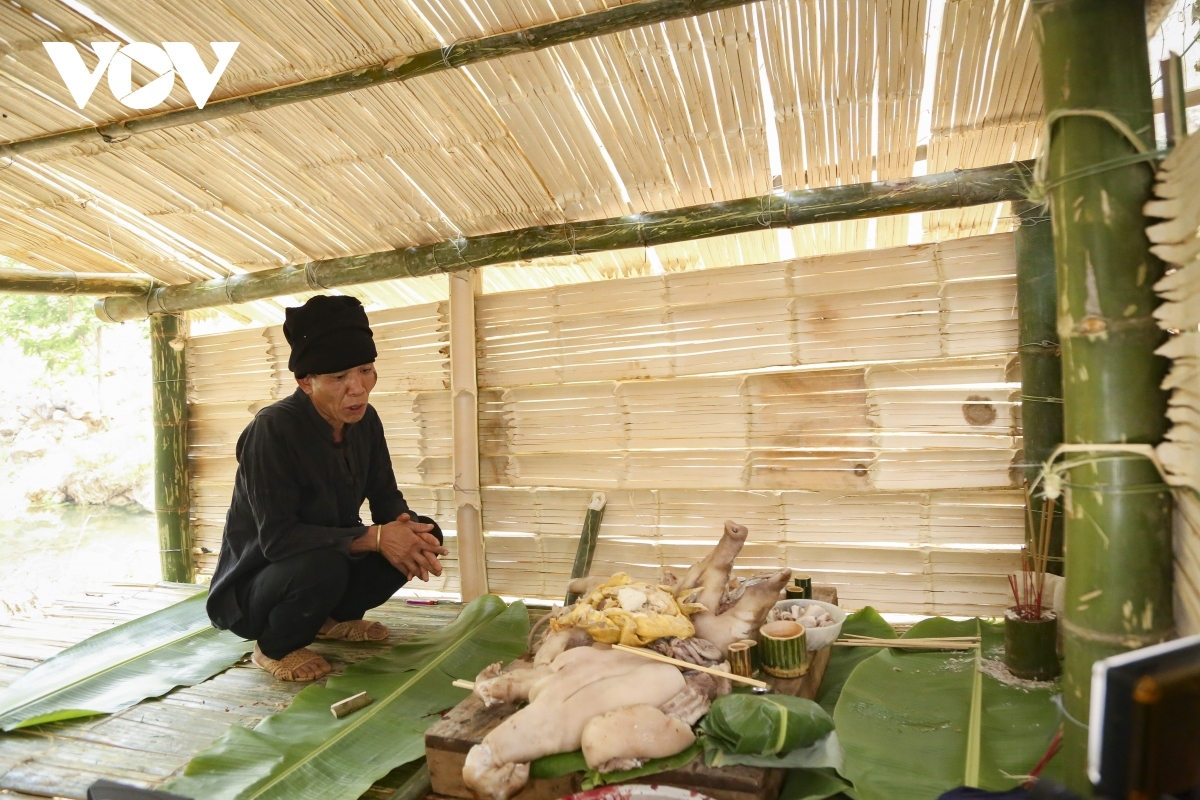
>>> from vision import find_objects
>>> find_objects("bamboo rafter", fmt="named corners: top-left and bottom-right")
top-left (93, 160), bottom-right (1035, 322)
top-left (0, 0), bottom-right (761, 161)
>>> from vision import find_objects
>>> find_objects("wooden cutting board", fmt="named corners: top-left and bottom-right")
top-left (426, 587), bottom-right (838, 800)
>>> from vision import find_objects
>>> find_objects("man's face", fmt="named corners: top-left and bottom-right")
top-left (297, 363), bottom-right (378, 427)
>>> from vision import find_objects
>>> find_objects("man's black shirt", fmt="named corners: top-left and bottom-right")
top-left (206, 387), bottom-right (441, 630)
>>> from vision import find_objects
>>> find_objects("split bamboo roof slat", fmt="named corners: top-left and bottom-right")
top-left (1, 0), bottom-right (1044, 295)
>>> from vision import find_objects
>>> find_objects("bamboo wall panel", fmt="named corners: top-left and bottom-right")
top-left (476, 233), bottom-right (1018, 387)
top-left (185, 234), bottom-right (1023, 612)
top-left (479, 486), bottom-right (1022, 615)
top-left (1146, 133), bottom-right (1200, 636)
top-left (472, 234), bottom-right (1022, 612)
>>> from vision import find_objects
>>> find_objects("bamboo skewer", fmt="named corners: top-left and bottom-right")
top-left (452, 679), bottom-right (475, 690)
top-left (613, 644), bottom-right (769, 688)
top-left (834, 636), bottom-right (981, 650)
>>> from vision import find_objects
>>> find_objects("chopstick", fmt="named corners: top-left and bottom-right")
top-left (613, 644), bottom-right (769, 689)
top-left (834, 636), bottom-right (981, 650)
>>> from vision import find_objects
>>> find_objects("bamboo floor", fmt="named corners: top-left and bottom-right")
top-left (0, 582), bottom-right (470, 800)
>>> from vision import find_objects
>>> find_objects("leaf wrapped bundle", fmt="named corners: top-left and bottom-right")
top-left (700, 694), bottom-right (834, 757)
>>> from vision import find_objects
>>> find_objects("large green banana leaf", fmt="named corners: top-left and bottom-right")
top-left (834, 617), bottom-right (1062, 800)
top-left (814, 607), bottom-right (897, 714)
top-left (164, 594), bottom-right (529, 800)
top-left (0, 590), bottom-right (249, 731)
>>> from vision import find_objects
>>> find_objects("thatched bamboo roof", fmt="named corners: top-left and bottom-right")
top-left (0, 0), bottom-right (1054, 324)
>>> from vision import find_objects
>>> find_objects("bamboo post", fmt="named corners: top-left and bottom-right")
top-left (449, 271), bottom-right (487, 601)
top-left (1013, 200), bottom-right (1064, 574)
top-left (0, 269), bottom-right (152, 295)
top-left (1034, 0), bottom-right (1175, 791)
top-left (0, 0), bottom-right (759, 161)
top-left (565, 493), bottom-right (607, 605)
top-left (94, 160), bottom-right (1035, 322)
top-left (150, 313), bottom-right (193, 583)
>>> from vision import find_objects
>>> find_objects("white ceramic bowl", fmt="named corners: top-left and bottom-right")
top-left (767, 599), bottom-right (846, 651)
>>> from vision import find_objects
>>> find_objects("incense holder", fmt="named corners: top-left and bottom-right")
top-left (1003, 608), bottom-right (1060, 681)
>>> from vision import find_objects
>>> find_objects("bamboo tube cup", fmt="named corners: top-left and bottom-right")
top-left (759, 621), bottom-right (809, 678)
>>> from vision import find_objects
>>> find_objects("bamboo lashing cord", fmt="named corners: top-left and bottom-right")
top-left (613, 644), bottom-right (768, 688)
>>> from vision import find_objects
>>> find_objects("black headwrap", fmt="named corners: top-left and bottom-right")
top-left (283, 295), bottom-right (377, 378)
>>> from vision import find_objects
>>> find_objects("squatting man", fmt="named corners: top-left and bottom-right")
top-left (206, 295), bottom-right (449, 681)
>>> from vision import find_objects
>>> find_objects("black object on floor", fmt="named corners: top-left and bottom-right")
top-left (87, 779), bottom-right (192, 800)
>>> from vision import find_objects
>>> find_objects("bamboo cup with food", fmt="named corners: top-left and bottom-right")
top-left (759, 620), bottom-right (809, 678)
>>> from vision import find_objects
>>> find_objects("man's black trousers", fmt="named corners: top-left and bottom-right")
top-left (228, 550), bottom-right (406, 659)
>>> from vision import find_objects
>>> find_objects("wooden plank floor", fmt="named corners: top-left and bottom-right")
top-left (0, 583), bottom-right (472, 800)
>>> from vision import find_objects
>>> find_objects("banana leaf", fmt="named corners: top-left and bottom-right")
top-left (834, 618), bottom-right (1062, 800)
top-left (814, 607), bottom-right (897, 715)
top-left (530, 740), bottom-right (704, 788)
top-left (778, 768), bottom-right (853, 800)
top-left (0, 590), bottom-right (249, 731)
top-left (702, 731), bottom-right (844, 771)
top-left (164, 594), bottom-right (528, 800)
top-left (530, 749), bottom-right (588, 779)
top-left (581, 740), bottom-right (704, 790)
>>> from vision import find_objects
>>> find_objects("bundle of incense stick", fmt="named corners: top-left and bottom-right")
top-left (835, 633), bottom-right (981, 650)
top-left (1010, 485), bottom-right (1055, 621)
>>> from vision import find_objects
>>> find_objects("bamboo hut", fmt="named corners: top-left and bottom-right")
top-left (0, 0), bottom-right (1197, 797)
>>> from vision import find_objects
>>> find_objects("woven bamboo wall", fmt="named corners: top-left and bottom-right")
top-left (186, 232), bottom-right (1024, 613)
top-left (1146, 132), bottom-right (1200, 637)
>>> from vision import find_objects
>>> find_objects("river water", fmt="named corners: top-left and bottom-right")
top-left (0, 505), bottom-right (160, 617)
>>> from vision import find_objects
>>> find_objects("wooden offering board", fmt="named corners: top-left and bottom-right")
top-left (426, 588), bottom-right (838, 800)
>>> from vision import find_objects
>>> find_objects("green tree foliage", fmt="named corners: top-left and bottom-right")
top-left (0, 259), bottom-right (99, 375)
top-left (0, 293), bottom-right (98, 375)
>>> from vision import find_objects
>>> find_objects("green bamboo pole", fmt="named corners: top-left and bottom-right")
top-left (1034, 0), bottom-right (1174, 791)
top-left (0, 268), bottom-right (152, 295)
top-left (1, 0), bottom-right (756, 161)
top-left (94, 160), bottom-right (1034, 322)
top-left (1013, 200), bottom-right (1064, 573)
top-left (565, 493), bottom-right (607, 606)
top-left (151, 313), bottom-right (193, 583)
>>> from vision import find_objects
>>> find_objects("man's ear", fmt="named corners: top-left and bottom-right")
top-left (296, 375), bottom-right (314, 395)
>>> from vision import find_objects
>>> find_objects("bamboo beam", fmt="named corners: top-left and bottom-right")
top-left (94, 160), bottom-right (1035, 322)
top-left (0, 0), bottom-right (758, 161)
top-left (449, 270), bottom-right (488, 601)
top-left (150, 313), bottom-right (193, 583)
top-left (1013, 200), bottom-right (1064, 574)
top-left (0, 268), bottom-right (152, 295)
top-left (1034, 0), bottom-right (1174, 791)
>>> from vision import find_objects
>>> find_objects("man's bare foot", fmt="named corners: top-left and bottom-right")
top-left (316, 618), bottom-right (389, 641)
top-left (251, 643), bottom-right (331, 682)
